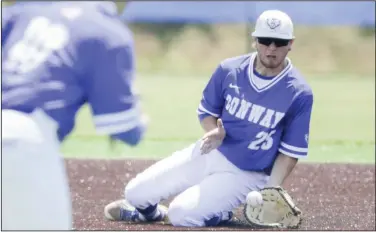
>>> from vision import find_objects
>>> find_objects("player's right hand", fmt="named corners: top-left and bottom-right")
top-left (200, 119), bottom-right (226, 155)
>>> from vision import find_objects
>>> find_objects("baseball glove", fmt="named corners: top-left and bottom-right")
top-left (243, 186), bottom-right (302, 229)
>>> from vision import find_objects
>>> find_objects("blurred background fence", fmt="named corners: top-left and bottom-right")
top-left (120, 1), bottom-right (375, 76)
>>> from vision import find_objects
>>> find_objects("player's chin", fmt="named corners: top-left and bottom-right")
top-left (264, 60), bottom-right (282, 69)
top-left (264, 63), bottom-right (279, 69)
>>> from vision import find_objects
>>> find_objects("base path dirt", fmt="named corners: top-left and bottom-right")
top-left (66, 159), bottom-right (375, 231)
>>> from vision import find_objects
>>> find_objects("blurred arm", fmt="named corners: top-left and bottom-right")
top-left (82, 33), bottom-right (146, 146)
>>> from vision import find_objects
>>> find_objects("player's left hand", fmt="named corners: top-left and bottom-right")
top-left (200, 119), bottom-right (226, 155)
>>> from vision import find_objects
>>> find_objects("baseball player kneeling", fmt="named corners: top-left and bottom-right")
top-left (105, 9), bottom-right (312, 228)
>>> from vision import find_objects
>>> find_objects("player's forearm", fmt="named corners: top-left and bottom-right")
top-left (200, 115), bottom-right (218, 133)
top-left (266, 153), bottom-right (298, 187)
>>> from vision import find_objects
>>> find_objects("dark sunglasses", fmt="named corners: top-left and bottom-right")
top-left (257, 37), bottom-right (290, 47)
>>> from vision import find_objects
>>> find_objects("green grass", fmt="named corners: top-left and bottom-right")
top-left (62, 73), bottom-right (375, 164)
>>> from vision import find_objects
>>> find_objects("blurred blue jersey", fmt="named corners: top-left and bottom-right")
top-left (2, 2), bottom-right (144, 143)
top-left (197, 53), bottom-right (313, 175)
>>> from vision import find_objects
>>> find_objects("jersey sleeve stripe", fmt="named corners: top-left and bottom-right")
top-left (278, 148), bottom-right (307, 159)
top-left (196, 109), bottom-right (206, 115)
top-left (280, 142), bottom-right (308, 153)
top-left (95, 118), bottom-right (140, 135)
top-left (93, 108), bottom-right (140, 126)
top-left (198, 103), bottom-right (220, 117)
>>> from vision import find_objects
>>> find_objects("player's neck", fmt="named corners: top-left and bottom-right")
top-left (254, 56), bottom-right (287, 77)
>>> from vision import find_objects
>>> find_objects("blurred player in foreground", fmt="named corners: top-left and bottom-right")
top-left (2, 1), bottom-right (146, 230)
top-left (104, 9), bottom-right (314, 227)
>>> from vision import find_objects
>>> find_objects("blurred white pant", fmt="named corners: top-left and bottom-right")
top-left (2, 109), bottom-right (72, 230)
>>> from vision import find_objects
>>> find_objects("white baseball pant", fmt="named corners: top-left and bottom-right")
top-left (124, 141), bottom-right (269, 227)
top-left (2, 109), bottom-right (72, 230)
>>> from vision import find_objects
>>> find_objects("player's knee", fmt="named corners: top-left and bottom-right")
top-left (124, 179), bottom-right (141, 206)
top-left (124, 178), bottom-right (150, 207)
top-left (167, 203), bottom-right (204, 227)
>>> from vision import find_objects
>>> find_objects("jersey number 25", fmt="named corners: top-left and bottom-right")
top-left (248, 130), bottom-right (276, 150)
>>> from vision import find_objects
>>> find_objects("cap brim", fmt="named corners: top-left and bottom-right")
top-left (251, 32), bottom-right (295, 40)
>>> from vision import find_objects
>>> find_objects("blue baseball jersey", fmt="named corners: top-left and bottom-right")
top-left (197, 53), bottom-right (313, 175)
top-left (2, 2), bottom-right (144, 143)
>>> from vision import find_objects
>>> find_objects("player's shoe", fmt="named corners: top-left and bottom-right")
top-left (104, 199), bottom-right (168, 223)
top-left (220, 211), bottom-right (233, 224)
top-left (205, 211), bottom-right (234, 226)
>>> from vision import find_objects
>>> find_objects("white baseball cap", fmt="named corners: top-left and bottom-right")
top-left (251, 10), bottom-right (295, 40)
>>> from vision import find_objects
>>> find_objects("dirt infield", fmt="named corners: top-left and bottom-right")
top-left (66, 158), bottom-right (375, 231)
